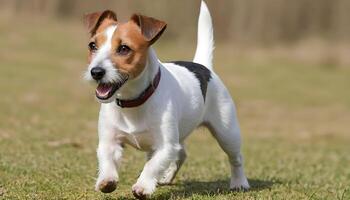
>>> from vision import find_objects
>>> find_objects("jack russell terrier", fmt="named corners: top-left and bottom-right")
top-left (83, 1), bottom-right (249, 199)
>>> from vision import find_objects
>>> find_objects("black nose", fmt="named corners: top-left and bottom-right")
top-left (91, 67), bottom-right (105, 80)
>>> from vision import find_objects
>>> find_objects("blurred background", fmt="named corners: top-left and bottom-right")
top-left (2, 0), bottom-right (350, 41)
top-left (0, 0), bottom-right (349, 199)
top-left (1, 0), bottom-right (350, 66)
top-left (0, 0), bottom-right (350, 65)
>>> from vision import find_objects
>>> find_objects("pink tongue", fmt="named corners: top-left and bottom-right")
top-left (96, 84), bottom-right (113, 97)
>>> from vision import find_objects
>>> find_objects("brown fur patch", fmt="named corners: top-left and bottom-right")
top-left (95, 19), bottom-right (118, 36)
top-left (84, 10), bottom-right (117, 37)
top-left (110, 21), bottom-right (149, 78)
top-left (87, 20), bottom-right (117, 63)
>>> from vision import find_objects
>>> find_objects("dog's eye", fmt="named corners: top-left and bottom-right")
top-left (88, 42), bottom-right (98, 52)
top-left (117, 45), bottom-right (131, 56)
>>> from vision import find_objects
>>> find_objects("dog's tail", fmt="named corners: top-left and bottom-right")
top-left (193, 1), bottom-right (214, 71)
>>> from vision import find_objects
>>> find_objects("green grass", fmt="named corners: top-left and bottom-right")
top-left (0, 18), bottom-right (349, 200)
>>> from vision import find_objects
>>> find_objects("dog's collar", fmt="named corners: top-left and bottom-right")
top-left (116, 67), bottom-right (161, 108)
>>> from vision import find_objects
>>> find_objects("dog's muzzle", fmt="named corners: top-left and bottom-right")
top-left (95, 73), bottom-right (129, 100)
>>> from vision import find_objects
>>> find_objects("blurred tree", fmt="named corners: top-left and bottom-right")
top-left (56, 0), bottom-right (76, 17)
top-left (1, 0), bottom-right (349, 44)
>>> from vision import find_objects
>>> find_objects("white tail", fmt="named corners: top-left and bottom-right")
top-left (193, 1), bottom-right (214, 70)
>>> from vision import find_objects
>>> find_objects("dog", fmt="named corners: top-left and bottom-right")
top-left (83, 1), bottom-right (249, 199)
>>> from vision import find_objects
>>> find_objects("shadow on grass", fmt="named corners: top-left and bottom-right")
top-left (114, 178), bottom-right (279, 200)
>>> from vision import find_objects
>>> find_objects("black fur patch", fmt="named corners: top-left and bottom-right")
top-left (170, 61), bottom-right (212, 100)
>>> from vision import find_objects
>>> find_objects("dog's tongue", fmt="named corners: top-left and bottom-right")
top-left (96, 84), bottom-right (113, 98)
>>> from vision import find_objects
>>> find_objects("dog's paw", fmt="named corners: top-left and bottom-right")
top-left (132, 180), bottom-right (156, 200)
top-left (95, 178), bottom-right (118, 193)
top-left (230, 177), bottom-right (250, 192)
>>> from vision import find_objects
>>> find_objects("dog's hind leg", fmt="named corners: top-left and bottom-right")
top-left (204, 96), bottom-right (250, 191)
top-left (158, 144), bottom-right (187, 185)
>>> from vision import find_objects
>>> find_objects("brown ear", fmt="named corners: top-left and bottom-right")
top-left (131, 14), bottom-right (167, 45)
top-left (83, 10), bottom-right (117, 37)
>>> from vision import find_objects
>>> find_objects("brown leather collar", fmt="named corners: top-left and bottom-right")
top-left (116, 68), bottom-right (161, 108)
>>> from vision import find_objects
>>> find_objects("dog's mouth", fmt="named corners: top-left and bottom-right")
top-left (95, 76), bottom-right (129, 100)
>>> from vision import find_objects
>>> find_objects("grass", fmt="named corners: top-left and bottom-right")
top-left (0, 17), bottom-right (350, 200)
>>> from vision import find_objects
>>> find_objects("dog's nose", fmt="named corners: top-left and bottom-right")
top-left (91, 67), bottom-right (105, 80)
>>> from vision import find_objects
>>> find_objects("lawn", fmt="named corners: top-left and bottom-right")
top-left (0, 18), bottom-right (349, 200)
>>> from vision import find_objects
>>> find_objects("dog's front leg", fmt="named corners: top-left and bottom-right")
top-left (132, 144), bottom-right (180, 198)
top-left (95, 122), bottom-right (122, 193)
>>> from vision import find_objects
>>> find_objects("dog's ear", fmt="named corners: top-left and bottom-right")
top-left (130, 14), bottom-right (167, 45)
top-left (83, 10), bottom-right (117, 37)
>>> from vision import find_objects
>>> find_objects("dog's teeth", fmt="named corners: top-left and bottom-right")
top-left (96, 84), bottom-right (112, 97)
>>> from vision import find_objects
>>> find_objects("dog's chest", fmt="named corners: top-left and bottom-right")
top-left (115, 112), bottom-right (155, 150)
top-left (118, 131), bottom-right (154, 151)
top-left (102, 104), bottom-right (155, 151)
top-left (114, 110), bottom-right (148, 134)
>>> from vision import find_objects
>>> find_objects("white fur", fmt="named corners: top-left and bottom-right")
top-left (89, 1), bottom-right (249, 197)
top-left (193, 1), bottom-right (214, 70)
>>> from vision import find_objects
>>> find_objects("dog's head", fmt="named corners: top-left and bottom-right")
top-left (83, 10), bottom-right (166, 103)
